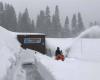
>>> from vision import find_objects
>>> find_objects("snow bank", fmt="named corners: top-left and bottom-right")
top-left (15, 49), bottom-right (56, 80)
top-left (0, 26), bottom-right (20, 79)
top-left (35, 53), bottom-right (100, 80)
top-left (35, 53), bottom-right (56, 80)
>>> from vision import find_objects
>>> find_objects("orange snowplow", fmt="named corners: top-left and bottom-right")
top-left (55, 54), bottom-right (64, 61)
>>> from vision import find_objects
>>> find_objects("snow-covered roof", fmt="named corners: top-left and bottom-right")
top-left (15, 32), bottom-right (46, 36)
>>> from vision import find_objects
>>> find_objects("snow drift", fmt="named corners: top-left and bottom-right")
top-left (1, 25), bottom-right (100, 80)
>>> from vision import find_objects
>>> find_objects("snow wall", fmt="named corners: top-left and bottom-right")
top-left (34, 53), bottom-right (56, 80)
top-left (68, 39), bottom-right (100, 61)
top-left (36, 61), bottom-right (56, 80)
top-left (0, 26), bottom-right (20, 80)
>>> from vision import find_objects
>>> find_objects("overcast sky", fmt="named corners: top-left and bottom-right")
top-left (0, 0), bottom-right (100, 27)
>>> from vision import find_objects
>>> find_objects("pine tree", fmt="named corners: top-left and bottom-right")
top-left (45, 6), bottom-right (51, 36)
top-left (0, 2), bottom-right (4, 26)
top-left (65, 16), bottom-right (69, 26)
top-left (71, 14), bottom-right (77, 37)
top-left (77, 12), bottom-right (85, 34)
top-left (17, 12), bottom-right (22, 32)
top-left (40, 10), bottom-right (45, 33)
top-left (0, 2), bottom-right (3, 11)
top-left (3, 4), bottom-right (17, 31)
top-left (10, 5), bottom-right (17, 31)
top-left (20, 8), bottom-right (32, 32)
top-left (46, 6), bottom-right (50, 20)
top-left (62, 16), bottom-right (70, 37)
top-left (36, 15), bottom-right (40, 32)
top-left (31, 19), bottom-right (35, 32)
top-left (52, 5), bottom-right (61, 37)
top-left (36, 10), bottom-right (45, 33)
top-left (51, 14), bottom-right (57, 37)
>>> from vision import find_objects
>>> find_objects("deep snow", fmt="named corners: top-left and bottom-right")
top-left (36, 53), bottom-right (100, 80)
top-left (1, 25), bottom-right (100, 80)
top-left (0, 26), bottom-right (20, 80)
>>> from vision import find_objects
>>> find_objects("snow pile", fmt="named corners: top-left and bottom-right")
top-left (0, 26), bottom-right (20, 79)
top-left (78, 26), bottom-right (100, 38)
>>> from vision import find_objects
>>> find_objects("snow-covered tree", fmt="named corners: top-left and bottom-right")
top-left (36, 10), bottom-right (45, 33)
top-left (3, 4), bottom-right (17, 31)
top-left (62, 16), bottom-right (71, 37)
top-left (71, 14), bottom-right (77, 37)
top-left (31, 19), bottom-right (35, 32)
top-left (18, 8), bottom-right (33, 32)
top-left (17, 12), bottom-right (22, 32)
top-left (77, 12), bottom-right (85, 34)
top-left (45, 6), bottom-right (52, 36)
top-left (0, 2), bottom-right (3, 11)
top-left (51, 5), bottom-right (62, 37)
top-left (0, 2), bottom-right (4, 26)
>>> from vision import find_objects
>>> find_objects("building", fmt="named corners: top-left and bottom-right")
top-left (17, 33), bottom-right (46, 54)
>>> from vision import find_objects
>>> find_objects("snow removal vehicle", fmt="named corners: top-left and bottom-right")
top-left (55, 54), bottom-right (64, 61)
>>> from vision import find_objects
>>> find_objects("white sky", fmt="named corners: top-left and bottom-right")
top-left (0, 0), bottom-right (100, 27)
